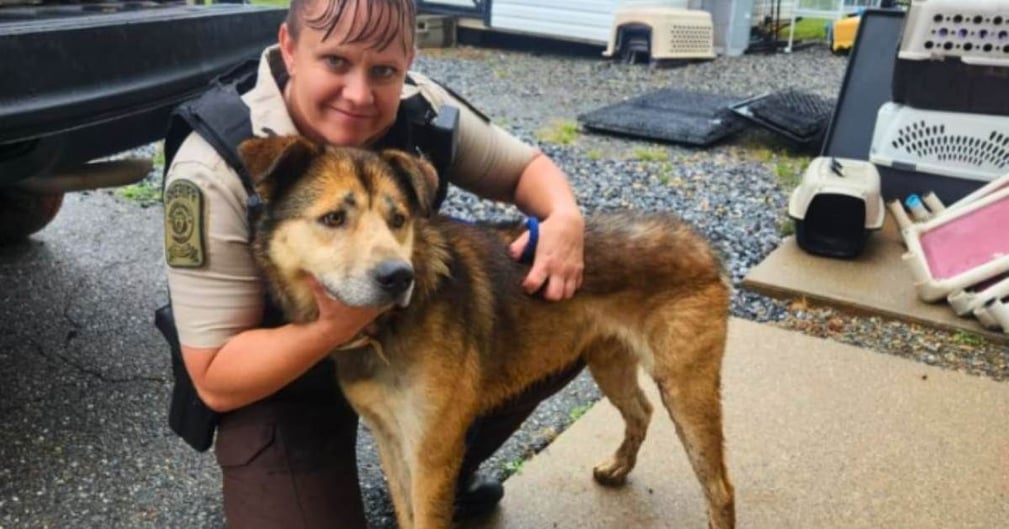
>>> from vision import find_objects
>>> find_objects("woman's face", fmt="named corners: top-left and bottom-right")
top-left (279, 1), bottom-right (414, 147)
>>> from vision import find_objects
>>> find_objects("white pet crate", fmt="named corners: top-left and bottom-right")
top-left (899, 0), bottom-right (1009, 66)
top-left (869, 102), bottom-right (1009, 183)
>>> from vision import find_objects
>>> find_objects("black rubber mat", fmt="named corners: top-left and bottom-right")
top-left (577, 88), bottom-right (748, 146)
top-left (731, 89), bottom-right (836, 144)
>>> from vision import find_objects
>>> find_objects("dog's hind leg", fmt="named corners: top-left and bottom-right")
top-left (584, 337), bottom-right (654, 487)
top-left (647, 293), bottom-right (734, 529)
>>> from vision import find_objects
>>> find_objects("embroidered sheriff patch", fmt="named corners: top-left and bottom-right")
top-left (164, 179), bottom-right (205, 268)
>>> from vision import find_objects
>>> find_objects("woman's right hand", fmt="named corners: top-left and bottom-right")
top-left (306, 275), bottom-right (383, 346)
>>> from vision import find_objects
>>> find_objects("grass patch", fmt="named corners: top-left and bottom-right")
top-left (116, 181), bottom-right (162, 207)
top-left (631, 146), bottom-right (669, 162)
top-left (773, 155), bottom-right (811, 192)
top-left (791, 17), bottom-right (830, 41)
top-left (248, 0), bottom-right (291, 7)
top-left (586, 149), bottom-right (604, 161)
top-left (536, 119), bottom-right (579, 145)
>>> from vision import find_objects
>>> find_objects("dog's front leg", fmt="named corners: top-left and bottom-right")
top-left (369, 423), bottom-right (414, 529)
top-left (408, 425), bottom-right (468, 529)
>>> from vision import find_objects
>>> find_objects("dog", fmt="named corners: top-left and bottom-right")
top-left (238, 135), bottom-right (735, 529)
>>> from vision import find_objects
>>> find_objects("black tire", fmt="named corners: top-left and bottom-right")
top-left (0, 188), bottom-right (65, 244)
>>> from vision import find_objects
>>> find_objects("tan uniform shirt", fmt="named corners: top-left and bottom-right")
top-left (164, 46), bottom-right (535, 349)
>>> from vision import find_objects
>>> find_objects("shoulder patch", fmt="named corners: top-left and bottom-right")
top-left (164, 179), bottom-right (206, 268)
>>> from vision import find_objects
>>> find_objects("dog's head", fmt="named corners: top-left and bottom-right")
top-left (239, 135), bottom-right (438, 312)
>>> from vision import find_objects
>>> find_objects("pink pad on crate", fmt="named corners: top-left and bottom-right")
top-left (920, 198), bottom-right (1009, 280)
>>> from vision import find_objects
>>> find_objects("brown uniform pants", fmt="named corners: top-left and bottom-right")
top-left (214, 359), bottom-right (584, 529)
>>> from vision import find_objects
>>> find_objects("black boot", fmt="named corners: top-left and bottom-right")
top-left (453, 473), bottom-right (504, 520)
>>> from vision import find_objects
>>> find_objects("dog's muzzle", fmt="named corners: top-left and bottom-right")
top-left (374, 260), bottom-right (415, 307)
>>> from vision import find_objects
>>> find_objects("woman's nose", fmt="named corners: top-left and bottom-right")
top-left (342, 70), bottom-right (374, 106)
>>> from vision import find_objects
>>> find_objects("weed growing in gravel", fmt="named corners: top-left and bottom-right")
top-left (503, 458), bottom-right (526, 477)
top-left (778, 216), bottom-right (796, 237)
top-left (952, 330), bottom-right (985, 347)
top-left (537, 120), bottom-right (579, 145)
top-left (586, 149), bottom-right (604, 161)
top-left (152, 143), bottom-right (165, 170)
top-left (631, 146), bottom-right (669, 162)
top-left (568, 403), bottom-right (593, 422)
top-left (655, 161), bottom-right (676, 186)
top-left (116, 181), bottom-right (162, 207)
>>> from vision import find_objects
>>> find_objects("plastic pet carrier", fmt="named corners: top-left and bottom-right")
top-left (893, 0), bottom-right (1009, 115)
top-left (869, 102), bottom-right (1009, 183)
top-left (788, 157), bottom-right (885, 259)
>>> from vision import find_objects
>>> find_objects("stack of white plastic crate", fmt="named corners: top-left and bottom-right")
top-left (883, 0), bottom-right (1009, 334)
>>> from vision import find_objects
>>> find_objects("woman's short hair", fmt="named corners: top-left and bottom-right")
top-left (285, 0), bottom-right (416, 53)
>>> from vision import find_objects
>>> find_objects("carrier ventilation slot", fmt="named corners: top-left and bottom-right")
top-left (899, 0), bottom-right (1009, 64)
top-left (870, 102), bottom-right (1009, 182)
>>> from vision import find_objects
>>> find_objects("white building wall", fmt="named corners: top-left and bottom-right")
top-left (488, 0), bottom-right (689, 44)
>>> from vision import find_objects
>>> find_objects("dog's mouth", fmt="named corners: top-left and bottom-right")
top-left (316, 262), bottom-right (415, 309)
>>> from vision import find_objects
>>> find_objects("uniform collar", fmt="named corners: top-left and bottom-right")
top-left (243, 45), bottom-right (299, 138)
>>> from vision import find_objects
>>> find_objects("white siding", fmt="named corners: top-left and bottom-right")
top-left (489, 0), bottom-right (688, 44)
top-left (421, 0), bottom-right (479, 8)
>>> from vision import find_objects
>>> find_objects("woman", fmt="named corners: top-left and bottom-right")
top-left (163, 0), bottom-right (585, 526)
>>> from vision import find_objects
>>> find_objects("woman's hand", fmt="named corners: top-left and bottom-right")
top-left (306, 275), bottom-right (383, 344)
top-left (509, 208), bottom-right (584, 300)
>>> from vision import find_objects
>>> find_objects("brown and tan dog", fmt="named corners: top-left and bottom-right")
top-left (239, 135), bottom-right (735, 529)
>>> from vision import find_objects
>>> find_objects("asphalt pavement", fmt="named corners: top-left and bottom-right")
top-left (0, 190), bottom-right (234, 528)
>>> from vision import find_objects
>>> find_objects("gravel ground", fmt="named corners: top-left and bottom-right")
top-left (4, 36), bottom-right (1008, 529)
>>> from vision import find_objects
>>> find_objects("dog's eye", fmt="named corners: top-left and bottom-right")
top-left (319, 211), bottom-right (345, 228)
top-left (390, 213), bottom-right (406, 229)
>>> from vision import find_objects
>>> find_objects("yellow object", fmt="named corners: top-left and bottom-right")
top-left (832, 16), bottom-right (861, 53)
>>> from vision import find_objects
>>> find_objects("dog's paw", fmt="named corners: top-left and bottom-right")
top-left (592, 457), bottom-right (631, 487)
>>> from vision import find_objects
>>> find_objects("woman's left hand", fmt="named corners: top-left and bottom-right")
top-left (509, 209), bottom-right (585, 300)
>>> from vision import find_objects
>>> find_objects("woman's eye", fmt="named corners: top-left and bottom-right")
top-left (390, 213), bottom-right (406, 228)
top-left (372, 65), bottom-right (396, 79)
top-left (323, 56), bottom-right (347, 70)
top-left (320, 211), bottom-right (345, 228)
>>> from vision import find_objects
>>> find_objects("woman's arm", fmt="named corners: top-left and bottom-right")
top-left (183, 284), bottom-right (379, 412)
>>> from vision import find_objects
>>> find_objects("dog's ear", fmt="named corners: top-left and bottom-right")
top-left (380, 149), bottom-right (439, 217)
top-left (238, 136), bottom-right (321, 202)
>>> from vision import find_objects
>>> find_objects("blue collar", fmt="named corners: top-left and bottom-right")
top-left (446, 216), bottom-right (539, 264)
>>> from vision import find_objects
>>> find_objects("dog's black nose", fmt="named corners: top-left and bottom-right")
top-left (374, 260), bottom-right (414, 296)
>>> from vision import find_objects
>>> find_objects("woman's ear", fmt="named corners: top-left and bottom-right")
top-left (238, 135), bottom-right (320, 202)
top-left (380, 149), bottom-right (439, 217)
top-left (278, 22), bottom-right (297, 78)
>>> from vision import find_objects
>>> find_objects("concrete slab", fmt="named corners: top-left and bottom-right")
top-left (464, 319), bottom-right (1009, 529)
top-left (742, 217), bottom-right (1007, 342)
